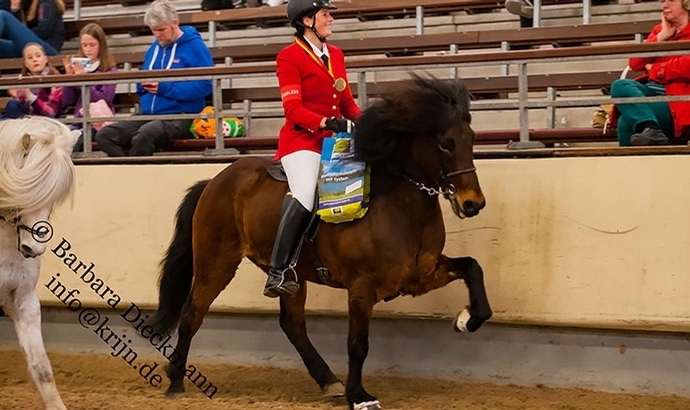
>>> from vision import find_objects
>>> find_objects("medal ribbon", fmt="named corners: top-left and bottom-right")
top-left (296, 38), bottom-right (334, 79)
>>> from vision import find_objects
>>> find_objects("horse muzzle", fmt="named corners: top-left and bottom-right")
top-left (20, 244), bottom-right (39, 259)
top-left (449, 195), bottom-right (485, 219)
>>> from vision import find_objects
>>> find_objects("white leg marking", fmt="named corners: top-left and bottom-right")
top-left (353, 400), bottom-right (382, 410)
top-left (454, 308), bottom-right (471, 332)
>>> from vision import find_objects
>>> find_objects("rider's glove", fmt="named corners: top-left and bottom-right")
top-left (324, 117), bottom-right (354, 134)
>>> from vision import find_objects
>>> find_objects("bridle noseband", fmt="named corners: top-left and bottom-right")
top-left (408, 165), bottom-right (476, 197)
top-left (0, 211), bottom-right (54, 252)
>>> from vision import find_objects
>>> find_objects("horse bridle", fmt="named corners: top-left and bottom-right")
top-left (408, 165), bottom-right (476, 197)
top-left (408, 145), bottom-right (476, 198)
top-left (0, 211), bottom-right (54, 251)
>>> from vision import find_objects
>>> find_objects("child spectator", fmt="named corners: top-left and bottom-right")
top-left (0, 0), bottom-right (65, 58)
top-left (62, 23), bottom-right (117, 152)
top-left (2, 42), bottom-right (62, 118)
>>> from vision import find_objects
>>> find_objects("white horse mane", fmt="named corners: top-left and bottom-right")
top-left (0, 117), bottom-right (78, 214)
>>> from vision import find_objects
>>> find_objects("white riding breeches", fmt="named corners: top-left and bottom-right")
top-left (281, 150), bottom-right (321, 212)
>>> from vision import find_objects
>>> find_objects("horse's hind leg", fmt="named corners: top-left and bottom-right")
top-left (165, 257), bottom-right (241, 398)
top-left (6, 291), bottom-right (66, 410)
top-left (279, 281), bottom-right (344, 397)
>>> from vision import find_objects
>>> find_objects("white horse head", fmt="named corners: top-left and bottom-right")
top-left (0, 117), bottom-right (79, 258)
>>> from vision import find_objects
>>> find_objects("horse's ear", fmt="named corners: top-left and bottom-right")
top-left (21, 133), bottom-right (31, 152)
top-left (69, 130), bottom-right (81, 150)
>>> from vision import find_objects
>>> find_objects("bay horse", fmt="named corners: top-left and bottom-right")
top-left (152, 74), bottom-right (492, 410)
top-left (0, 117), bottom-right (79, 410)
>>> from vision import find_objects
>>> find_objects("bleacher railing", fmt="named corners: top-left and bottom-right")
top-left (1, 41), bottom-right (690, 155)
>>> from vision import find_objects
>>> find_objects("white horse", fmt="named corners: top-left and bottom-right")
top-left (0, 117), bottom-right (78, 410)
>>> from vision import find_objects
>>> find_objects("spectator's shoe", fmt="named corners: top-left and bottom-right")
top-left (505, 0), bottom-right (534, 18)
top-left (630, 127), bottom-right (670, 146)
top-left (552, 41), bottom-right (587, 48)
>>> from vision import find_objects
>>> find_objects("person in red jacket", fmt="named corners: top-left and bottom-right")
top-left (264, 0), bottom-right (362, 298)
top-left (610, 0), bottom-right (690, 146)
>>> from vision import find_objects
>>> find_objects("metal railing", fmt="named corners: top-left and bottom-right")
top-left (1, 41), bottom-right (689, 155)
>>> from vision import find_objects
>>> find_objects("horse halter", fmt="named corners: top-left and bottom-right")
top-left (0, 211), bottom-right (54, 252)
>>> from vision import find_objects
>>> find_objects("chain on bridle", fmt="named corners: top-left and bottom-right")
top-left (408, 165), bottom-right (476, 198)
top-left (408, 139), bottom-right (476, 199)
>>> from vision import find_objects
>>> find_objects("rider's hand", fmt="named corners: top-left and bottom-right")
top-left (324, 117), bottom-right (354, 133)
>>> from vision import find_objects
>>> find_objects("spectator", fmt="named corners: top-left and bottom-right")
top-left (1, 42), bottom-right (62, 118)
top-left (263, 0), bottom-right (361, 298)
top-left (95, 0), bottom-right (213, 156)
top-left (0, 0), bottom-right (64, 58)
top-left (62, 23), bottom-right (117, 153)
top-left (201, 0), bottom-right (258, 9)
top-left (610, 0), bottom-right (690, 146)
top-left (505, 0), bottom-right (533, 19)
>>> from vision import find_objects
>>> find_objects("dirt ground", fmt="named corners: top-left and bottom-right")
top-left (2, 350), bottom-right (690, 410)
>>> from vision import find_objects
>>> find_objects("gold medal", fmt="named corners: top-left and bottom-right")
top-left (334, 78), bottom-right (346, 92)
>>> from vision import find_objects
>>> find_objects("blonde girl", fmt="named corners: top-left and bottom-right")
top-left (2, 42), bottom-right (62, 118)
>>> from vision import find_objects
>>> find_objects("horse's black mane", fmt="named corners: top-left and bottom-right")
top-left (354, 73), bottom-right (470, 163)
top-left (353, 73), bottom-right (471, 193)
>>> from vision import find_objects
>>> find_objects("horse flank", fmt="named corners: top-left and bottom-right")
top-left (0, 117), bottom-right (77, 214)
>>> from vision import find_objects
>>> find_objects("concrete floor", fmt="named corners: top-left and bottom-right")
top-left (1, 307), bottom-right (689, 398)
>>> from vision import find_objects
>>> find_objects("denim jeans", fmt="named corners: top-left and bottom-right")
top-left (0, 10), bottom-right (57, 58)
top-left (1, 99), bottom-right (28, 118)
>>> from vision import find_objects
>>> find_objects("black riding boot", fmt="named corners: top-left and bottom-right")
top-left (264, 196), bottom-right (312, 298)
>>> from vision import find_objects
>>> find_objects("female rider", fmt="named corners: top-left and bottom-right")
top-left (264, 0), bottom-right (362, 298)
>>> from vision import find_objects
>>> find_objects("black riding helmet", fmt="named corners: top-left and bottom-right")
top-left (287, 0), bottom-right (337, 36)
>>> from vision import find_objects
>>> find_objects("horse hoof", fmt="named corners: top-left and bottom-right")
top-left (164, 386), bottom-right (184, 399)
top-left (453, 308), bottom-right (471, 332)
top-left (323, 381), bottom-right (345, 397)
top-left (353, 400), bottom-right (382, 410)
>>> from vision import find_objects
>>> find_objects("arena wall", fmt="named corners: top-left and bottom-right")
top-left (38, 155), bottom-right (690, 332)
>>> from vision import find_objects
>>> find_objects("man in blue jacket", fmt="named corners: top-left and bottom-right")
top-left (96, 0), bottom-right (213, 156)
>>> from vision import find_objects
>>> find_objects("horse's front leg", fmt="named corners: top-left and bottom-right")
top-left (279, 281), bottom-right (345, 397)
top-left (449, 256), bottom-right (492, 332)
top-left (7, 290), bottom-right (67, 410)
top-left (407, 255), bottom-right (492, 333)
top-left (346, 285), bottom-right (381, 410)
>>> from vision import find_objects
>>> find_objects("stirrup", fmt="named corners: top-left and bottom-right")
top-left (263, 266), bottom-right (299, 298)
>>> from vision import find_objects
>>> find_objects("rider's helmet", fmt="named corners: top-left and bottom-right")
top-left (287, 0), bottom-right (337, 29)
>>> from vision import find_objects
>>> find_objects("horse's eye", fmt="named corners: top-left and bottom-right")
top-left (438, 139), bottom-right (455, 153)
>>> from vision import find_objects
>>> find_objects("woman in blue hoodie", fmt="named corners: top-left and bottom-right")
top-left (95, 0), bottom-right (214, 156)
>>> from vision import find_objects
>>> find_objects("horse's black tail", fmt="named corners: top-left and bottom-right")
top-left (150, 179), bottom-right (209, 336)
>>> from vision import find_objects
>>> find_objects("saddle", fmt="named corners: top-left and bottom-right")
top-left (265, 163), bottom-right (342, 289)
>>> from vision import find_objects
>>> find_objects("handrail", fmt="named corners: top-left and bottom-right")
top-left (2, 41), bottom-right (689, 153)
top-left (3, 40), bottom-right (688, 89)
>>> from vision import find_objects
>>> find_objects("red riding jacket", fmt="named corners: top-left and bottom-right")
top-left (275, 39), bottom-right (361, 160)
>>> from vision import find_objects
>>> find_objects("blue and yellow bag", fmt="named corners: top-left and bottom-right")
top-left (317, 132), bottom-right (370, 223)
